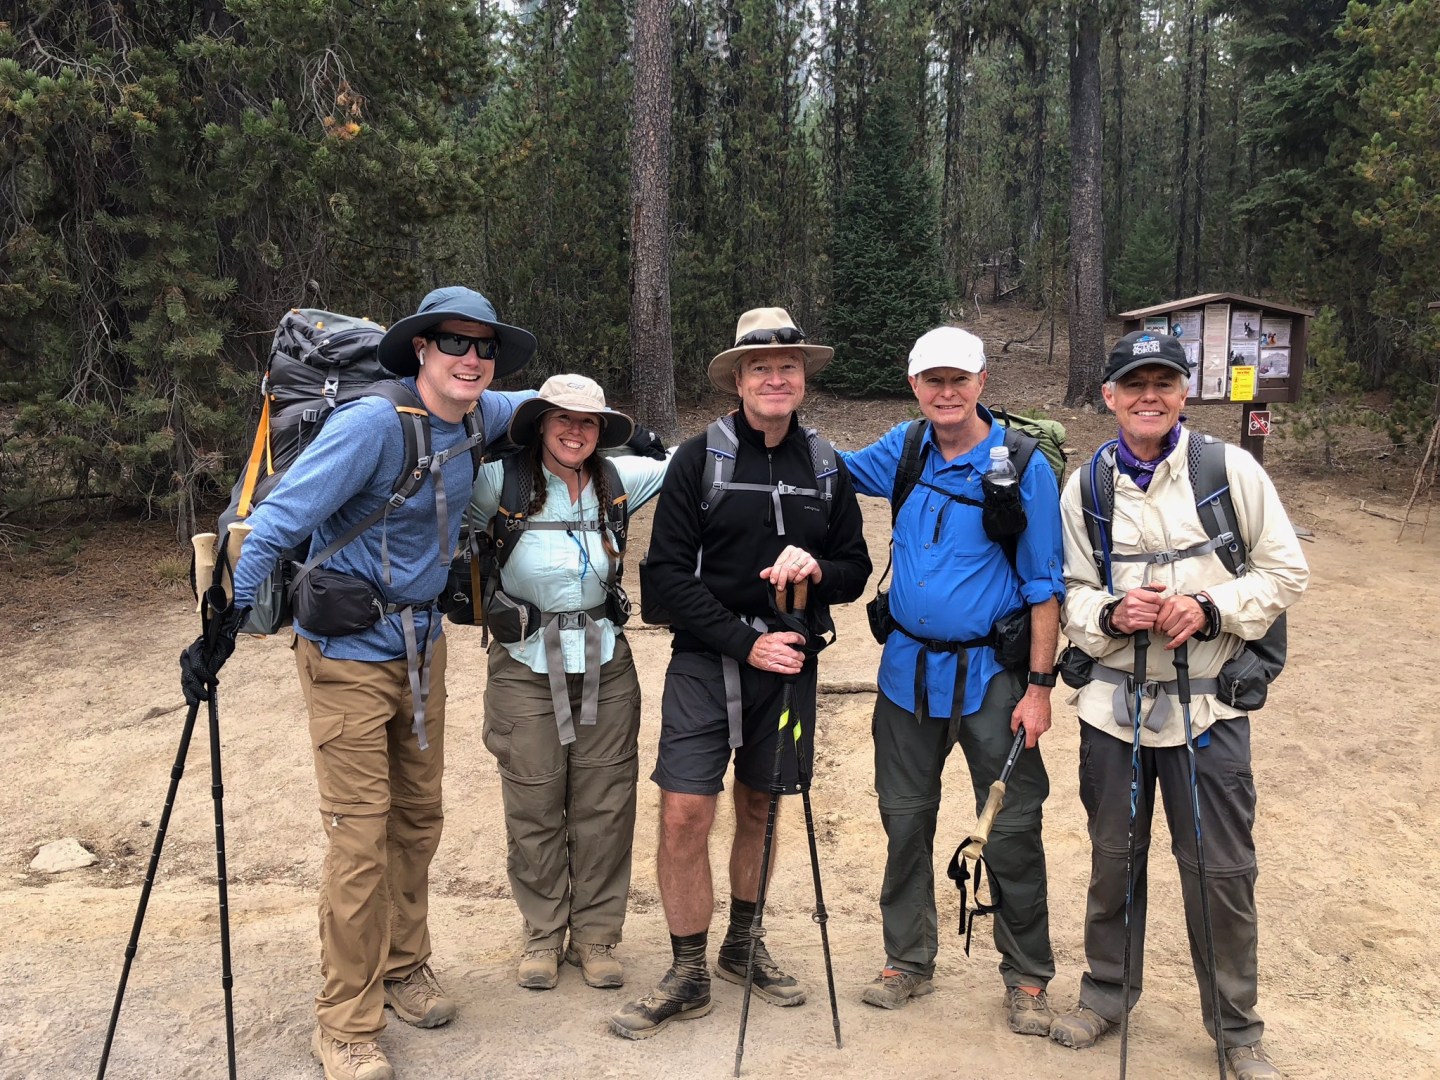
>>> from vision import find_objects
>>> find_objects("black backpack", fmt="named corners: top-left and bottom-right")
top-left (441, 452), bottom-right (631, 638)
top-left (1077, 433), bottom-right (1287, 696)
top-left (212, 308), bottom-right (485, 634)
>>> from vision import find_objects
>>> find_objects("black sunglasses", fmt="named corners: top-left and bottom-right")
top-left (427, 331), bottom-right (500, 360)
top-left (736, 326), bottom-right (807, 347)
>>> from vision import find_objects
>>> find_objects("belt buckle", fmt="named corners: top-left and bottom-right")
top-left (556, 611), bottom-right (588, 631)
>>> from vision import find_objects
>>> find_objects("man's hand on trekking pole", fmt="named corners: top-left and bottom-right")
top-left (1107, 581), bottom-right (1167, 634)
top-left (1010, 690), bottom-right (1052, 749)
top-left (760, 545), bottom-right (821, 591)
top-left (180, 603), bottom-right (249, 706)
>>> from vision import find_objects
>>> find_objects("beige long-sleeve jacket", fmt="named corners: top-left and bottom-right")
top-left (1060, 428), bottom-right (1310, 746)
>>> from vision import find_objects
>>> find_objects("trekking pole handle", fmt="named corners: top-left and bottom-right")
top-left (192, 533), bottom-right (217, 614)
top-left (1174, 640), bottom-right (1191, 705)
top-left (223, 522), bottom-right (252, 605)
top-left (775, 577), bottom-right (809, 615)
top-left (959, 724), bottom-right (1025, 860)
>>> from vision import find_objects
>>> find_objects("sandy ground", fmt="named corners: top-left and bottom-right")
top-left (4, 385), bottom-right (1440, 1079)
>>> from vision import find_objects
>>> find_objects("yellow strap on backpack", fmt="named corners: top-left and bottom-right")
top-left (236, 391), bottom-right (272, 518)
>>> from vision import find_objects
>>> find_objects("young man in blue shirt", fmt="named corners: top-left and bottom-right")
top-left (840, 326), bottom-right (1064, 1034)
top-left (181, 287), bottom-right (535, 1080)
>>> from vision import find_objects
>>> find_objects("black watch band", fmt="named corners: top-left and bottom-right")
top-left (1027, 670), bottom-right (1058, 687)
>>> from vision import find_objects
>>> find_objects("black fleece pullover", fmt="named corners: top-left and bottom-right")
top-left (646, 407), bottom-right (871, 661)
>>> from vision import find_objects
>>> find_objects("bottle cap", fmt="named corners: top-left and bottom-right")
top-left (989, 445), bottom-right (1010, 460)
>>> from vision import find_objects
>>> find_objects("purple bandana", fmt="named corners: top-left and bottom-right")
top-left (1115, 422), bottom-right (1182, 490)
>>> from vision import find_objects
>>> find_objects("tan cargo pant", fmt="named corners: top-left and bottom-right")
top-left (294, 634), bottom-right (447, 1041)
top-left (482, 636), bottom-right (641, 950)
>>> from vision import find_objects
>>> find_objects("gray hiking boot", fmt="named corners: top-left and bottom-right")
top-left (1005, 985), bottom-right (1055, 1036)
top-left (311, 1028), bottom-right (394, 1080)
top-left (860, 967), bottom-right (935, 1010)
top-left (383, 962), bottom-right (456, 1028)
top-left (714, 938), bottom-right (807, 1007)
top-left (609, 966), bottom-right (713, 1039)
top-left (566, 941), bottom-right (624, 988)
top-left (1049, 1003), bottom-right (1115, 1049)
top-left (1226, 1041), bottom-right (1283, 1080)
top-left (517, 947), bottom-right (562, 990)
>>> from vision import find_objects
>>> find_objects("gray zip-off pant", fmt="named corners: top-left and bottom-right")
top-left (1076, 716), bottom-right (1264, 1047)
top-left (872, 670), bottom-right (1055, 987)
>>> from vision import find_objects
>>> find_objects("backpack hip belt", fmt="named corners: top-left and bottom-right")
top-left (893, 620), bottom-right (996, 738)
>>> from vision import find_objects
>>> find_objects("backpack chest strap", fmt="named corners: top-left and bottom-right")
top-left (1107, 531), bottom-right (1234, 566)
top-left (710, 480), bottom-right (826, 536)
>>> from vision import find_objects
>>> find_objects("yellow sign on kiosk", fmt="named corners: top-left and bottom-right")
top-left (1229, 365), bottom-right (1256, 402)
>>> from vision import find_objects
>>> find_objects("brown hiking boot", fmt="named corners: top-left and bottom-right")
top-left (383, 963), bottom-right (456, 1028)
top-left (609, 966), bottom-right (712, 1039)
top-left (1049, 1003), bottom-right (1115, 1049)
top-left (1226, 1041), bottom-right (1283, 1080)
top-left (860, 967), bottom-right (935, 1010)
top-left (714, 939), bottom-right (807, 1007)
top-left (1005, 986), bottom-right (1055, 1036)
top-left (311, 1028), bottom-right (393, 1080)
top-left (517, 947), bottom-right (562, 990)
top-left (566, 941), bottom-right (624, 988)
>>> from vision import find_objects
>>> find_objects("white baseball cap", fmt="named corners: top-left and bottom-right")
top-left (907, 326), bottom-right (987, 376)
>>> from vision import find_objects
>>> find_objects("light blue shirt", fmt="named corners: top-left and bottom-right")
top-left (469, 452), bottom-right (670, 673)
top-left (841, 410), bottom-right (1065, 718)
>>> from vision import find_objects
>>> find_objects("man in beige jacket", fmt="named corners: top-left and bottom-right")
top-left (1049, 331), bottom-right (1309, 1080)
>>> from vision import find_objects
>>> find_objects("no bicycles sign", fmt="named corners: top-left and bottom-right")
top-left (1248, 409), bottom-right (1272, 437)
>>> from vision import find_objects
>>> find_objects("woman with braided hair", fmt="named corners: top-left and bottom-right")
top-left (468, 374), bottom-right (670, 993)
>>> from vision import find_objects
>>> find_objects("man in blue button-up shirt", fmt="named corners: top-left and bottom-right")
top-left (840, 326), bottom-right (1064, 1033)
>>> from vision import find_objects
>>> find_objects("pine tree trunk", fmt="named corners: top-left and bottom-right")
top-left (1173, 0), bottom-right (1197, 297)
top-left (1066, 0), bottom-right (1105, 408)
top-left (628, 0), bottom-right (678, 439)
top-left (1192, 9), bottom-right (1210, 294)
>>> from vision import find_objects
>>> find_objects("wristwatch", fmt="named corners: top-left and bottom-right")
top-left (1027, 670), bottom-right (1058, 687)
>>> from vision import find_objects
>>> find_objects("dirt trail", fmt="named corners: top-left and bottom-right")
top-left (3, 443), bottom-right (1438, 1079)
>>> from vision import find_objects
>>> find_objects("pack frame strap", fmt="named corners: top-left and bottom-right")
top-left (1108, 532), bottom-right (1233, 566)
top-left (538, 605), bottom-right (609, 746)
top-left (400, 607), bottom-right (441, 751)
top-left (720, 614), bottom-right (768, 750)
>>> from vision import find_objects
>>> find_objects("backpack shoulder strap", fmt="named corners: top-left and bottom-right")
top-left (1189, 433), bottom-right (1247, 577)
top-left (489, 454), bottom-right (535, 569)
top-left (1080, 440), bottom-right (1120, 592)
top-left (599, 456), bottom-right (630, 556)
top-left (701, 415), bottom-right (738, 516)
top-left (362, 380), bottom-right (432, 502)
top-left (803, 427), bottom-right (838, 515)
top-left (462, 403), bottom-right (486, 480)
top-left (890, 419), bottom-right (931, 526)
top-left (1002, 427), bottom-right (1039, 486)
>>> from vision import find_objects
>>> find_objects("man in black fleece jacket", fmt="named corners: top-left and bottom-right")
top-left (611, 307), bottom-right (870, 1039)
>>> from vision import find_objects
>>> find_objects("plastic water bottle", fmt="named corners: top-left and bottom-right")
top-left (987, 445), bottom-right (1018, 487)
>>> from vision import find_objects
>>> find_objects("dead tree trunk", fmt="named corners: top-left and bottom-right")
top-left (1066, 0), bottom-right (1105, 408)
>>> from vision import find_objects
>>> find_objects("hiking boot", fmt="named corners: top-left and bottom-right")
top-left (383, 963), bottom-right (456, 1028)
top-left (1049, 1003), bottom-right (1115, 1049)
top-left (714, 939), bottom-right (807, 1007)
top-left (518, 947), bottom-right (562, 990)
top-left (311, 1028), bottom-right (394, 1080)
top-left (1005, 985), bottom-right (1055, 1036)
top-left (609, 966), bottom-right (713, 1039)
top-left (860, 967), bottom-right (935, 1010)
top-left (566, 941), bottom-right (624, 989)
top-left (1226, 1041), bottom-right (1283, 1080)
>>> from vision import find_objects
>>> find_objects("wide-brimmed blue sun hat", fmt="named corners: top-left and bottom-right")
top-left (378, 286), bottom-right (537, 379)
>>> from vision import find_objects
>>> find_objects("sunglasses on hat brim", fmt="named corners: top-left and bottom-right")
top-left (735, 326), bottom-right (807, 348)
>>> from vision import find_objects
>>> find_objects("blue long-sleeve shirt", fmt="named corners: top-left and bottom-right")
top-left (231, 381), bottom-right (531, 660)
top-left (840, 408), bottom-right (1065, 718)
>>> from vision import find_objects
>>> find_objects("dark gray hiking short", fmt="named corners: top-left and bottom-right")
top-left (652, 650), bottom-right (818, 796)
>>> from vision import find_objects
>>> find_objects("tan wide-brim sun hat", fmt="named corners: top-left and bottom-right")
top-left (706, 307), bottom-right (834, 395)
top-left (508, 373), bottom-right (636, 450)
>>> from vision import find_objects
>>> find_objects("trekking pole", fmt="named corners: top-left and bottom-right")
top-left (98, 580), bottom-right (239, 1080)
top-left (959, 723), bottom-right (1027, 863)
top-left (1175, 642), bottom-right (1226, 1080)
top-left (1118, 626), bottom-right (1148, 1080)
top-left (733, 579), bottom-right (807, 1078)
top-left (798, 719), bottom-right (842, 1048)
